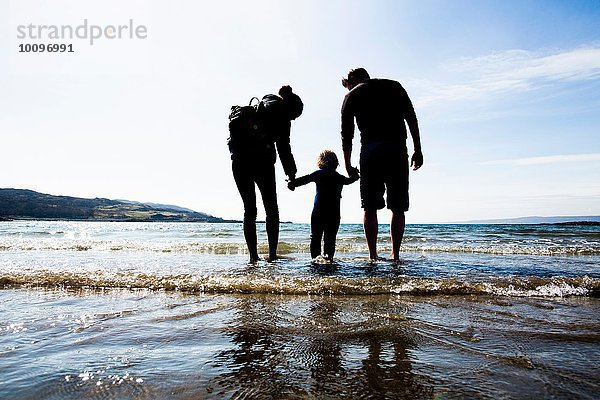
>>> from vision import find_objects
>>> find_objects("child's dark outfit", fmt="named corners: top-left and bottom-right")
top-left (293, 169), bottom-right (358, 259)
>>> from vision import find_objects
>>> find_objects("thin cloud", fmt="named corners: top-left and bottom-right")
top-left (448, 47), bottom-right (600, 81)
top-left (415, 46), bottom-right (600, 107)
top-left (481, 153), bottom-right (600, 166)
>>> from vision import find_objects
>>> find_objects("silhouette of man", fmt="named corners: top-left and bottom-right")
top-left (340, 68), bottom-right (423, 261)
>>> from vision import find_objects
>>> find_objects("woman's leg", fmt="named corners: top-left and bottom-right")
top-left (232, 159), bottom-right (259, 262)
top-left (256, 163), bottom-right (279, 261)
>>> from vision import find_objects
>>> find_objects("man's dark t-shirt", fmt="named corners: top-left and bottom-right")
top-left (341, 78), bottom-right (416, 152)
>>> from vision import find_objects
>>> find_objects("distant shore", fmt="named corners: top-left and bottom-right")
top-left (0, 188), bottom-right (227, 223)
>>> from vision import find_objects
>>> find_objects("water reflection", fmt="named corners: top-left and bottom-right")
top-left (210, 295), bottom-right (295, 398)
top-left (210, 295), bottom-right (433, 399)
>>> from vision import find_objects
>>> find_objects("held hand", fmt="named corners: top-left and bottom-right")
top-left (287, 177), bottom-right (296, 191)
top-left (411, 151), bottom-right (423, 171)
top-left (346, 164), bottom-right (357, 176)
top-left (349, 166), bottom-right (360, 178)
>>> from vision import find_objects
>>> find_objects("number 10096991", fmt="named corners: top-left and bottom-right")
top-left (19, 43), bottom-right (74, 52)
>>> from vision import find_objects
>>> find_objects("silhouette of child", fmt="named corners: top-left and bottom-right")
top-left (288, 150), bottom-right (359, 260)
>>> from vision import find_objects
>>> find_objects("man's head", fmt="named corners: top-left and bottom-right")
top-left (342, 67), bottom-right (370, 90)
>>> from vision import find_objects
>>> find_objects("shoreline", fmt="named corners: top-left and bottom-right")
top-left (1, 218), bottom-right (599, 226)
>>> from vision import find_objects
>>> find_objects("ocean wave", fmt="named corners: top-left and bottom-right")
top-left (1, 240), bottom-right (599, 256)
top-left (1, 271), bottom-right (597, 297)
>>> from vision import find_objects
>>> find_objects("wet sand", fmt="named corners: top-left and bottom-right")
top-left (1, 288), bottom-right (598, 399)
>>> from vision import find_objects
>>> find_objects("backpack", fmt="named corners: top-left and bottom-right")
top-left (227, 95), bottom-right (286, 154)
top-left (227, 97), bottom-right (260, 153)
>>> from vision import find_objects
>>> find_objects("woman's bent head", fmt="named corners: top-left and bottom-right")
top-left (279, 85), bottom-right (303, 120)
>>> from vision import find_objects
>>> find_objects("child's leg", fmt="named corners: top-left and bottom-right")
top-left (310, 211), bottom-right (324, 259)
top-left (323, 217), bottom-right (341, 260)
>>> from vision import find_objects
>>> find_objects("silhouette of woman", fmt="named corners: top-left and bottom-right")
top-left (230, 85), bottom-right (303, 262)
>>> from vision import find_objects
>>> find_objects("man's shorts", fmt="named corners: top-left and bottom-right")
top-left (359, 141), bottom-right (409, 211)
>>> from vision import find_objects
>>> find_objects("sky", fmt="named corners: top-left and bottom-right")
top-left (1, 0), bottom-right (599, 223)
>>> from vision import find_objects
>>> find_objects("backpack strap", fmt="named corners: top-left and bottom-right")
top-left (249, 97), bottom-right (260, 106)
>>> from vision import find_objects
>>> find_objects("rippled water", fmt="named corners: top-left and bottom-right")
top-left (0, 221), bottom-right (599, 398)
top-left (1, 221), bottom-right (598, 296)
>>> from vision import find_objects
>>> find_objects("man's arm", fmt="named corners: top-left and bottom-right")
top-left (343, 150), bottom-right (356, 175)
top-left (341, 93), bottom-right (356, 174)
top-left (402, 89), bottom-right (423, 170)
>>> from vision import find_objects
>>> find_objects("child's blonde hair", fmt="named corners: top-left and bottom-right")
top-left (317, 150), bottom-right (339, 170)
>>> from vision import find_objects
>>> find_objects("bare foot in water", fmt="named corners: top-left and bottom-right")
top-left (368, 256), bottom-right (390, 264)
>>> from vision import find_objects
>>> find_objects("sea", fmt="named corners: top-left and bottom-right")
top-left (0, 221), bottom-right (598, 399)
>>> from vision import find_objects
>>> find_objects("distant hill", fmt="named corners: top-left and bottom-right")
top-left (0, 189), bottom-right (226, 222)
top-left (461, 215), bottom-right (600, 224)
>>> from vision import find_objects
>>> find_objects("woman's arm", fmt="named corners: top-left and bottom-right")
top-left (275, 119), bottom-right (297, 180)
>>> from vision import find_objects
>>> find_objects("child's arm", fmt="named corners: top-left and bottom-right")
top-left (288, 172), bottom-right (315, 190)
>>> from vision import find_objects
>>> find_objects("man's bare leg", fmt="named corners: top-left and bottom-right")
top-left (364, 209), bottom-right (378, 260)
top-left (390, 210), bottom-right (406, 261)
